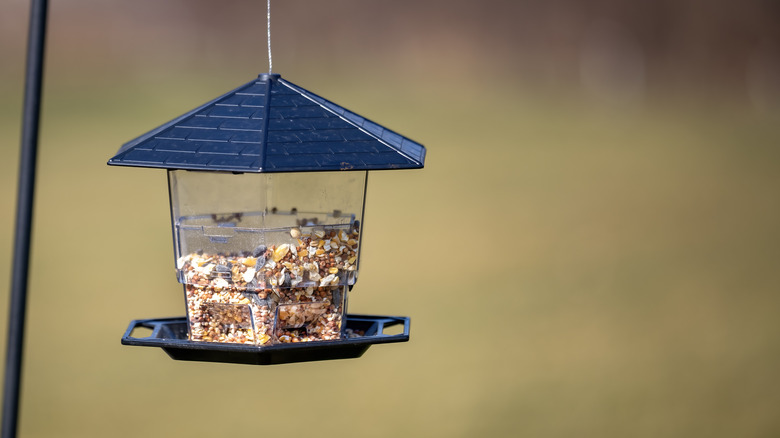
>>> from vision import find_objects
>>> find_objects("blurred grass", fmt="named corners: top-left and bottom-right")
top-left (2, 36), bottom-right (780, 438)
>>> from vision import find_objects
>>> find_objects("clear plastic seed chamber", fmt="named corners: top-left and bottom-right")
top-left (170, 170), bottom-right (366, 345)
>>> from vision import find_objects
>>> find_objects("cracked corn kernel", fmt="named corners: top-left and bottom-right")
top-left (273, 244), bottom-right (290, 262)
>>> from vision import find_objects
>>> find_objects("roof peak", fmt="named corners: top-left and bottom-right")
top-left (258, 73), bottom-right (281, 81)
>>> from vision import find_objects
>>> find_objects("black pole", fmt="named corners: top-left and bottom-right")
top-left (2, 0), bottom-right (48, 437)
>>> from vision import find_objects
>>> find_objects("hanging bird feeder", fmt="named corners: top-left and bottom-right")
top-left (108, 73), bottom-right (425, 365)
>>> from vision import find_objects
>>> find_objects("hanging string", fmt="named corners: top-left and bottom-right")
top-left (267, 0), bottom-right (273, 73)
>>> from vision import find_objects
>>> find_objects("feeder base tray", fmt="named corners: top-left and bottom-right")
top-left (121, 314), bottom-right (410, 365)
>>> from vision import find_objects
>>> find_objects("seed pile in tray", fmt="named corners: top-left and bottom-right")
top-left (177, 225), bottom-right (360, 345)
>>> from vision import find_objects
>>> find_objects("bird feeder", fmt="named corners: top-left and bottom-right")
top-left (109, 73), bottom-right (425, 364)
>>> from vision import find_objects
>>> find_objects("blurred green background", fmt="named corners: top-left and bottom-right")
top-left (1, 1), bottom-right (779, 437)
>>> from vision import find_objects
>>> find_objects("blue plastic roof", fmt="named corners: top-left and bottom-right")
top-left (108, 73), bottom-right (426, 173)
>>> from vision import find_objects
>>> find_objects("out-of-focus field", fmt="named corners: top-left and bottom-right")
top-left (2, 2), bottom-right (780, 437)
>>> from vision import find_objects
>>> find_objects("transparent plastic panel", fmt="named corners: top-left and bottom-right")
top-left (274, 284), bottom-right (346, 343)
top-left (169, 170), bottom-right (268, 222)
top-left (169, 169), bottom-right (365, 287)
top-left (170, 170), bottom-right (364, 345)
top-left (184, 283), bottom-right (348, 345)
top-left (185, 295), bottom-right (258, 344)
top-left (169, 170), bottom-right (268, 259)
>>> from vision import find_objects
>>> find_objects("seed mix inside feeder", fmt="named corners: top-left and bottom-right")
top-left (108, 73), bottom-right (425, 365)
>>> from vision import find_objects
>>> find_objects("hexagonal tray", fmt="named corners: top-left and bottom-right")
top-left (121, 314), bottom-right (410, 365)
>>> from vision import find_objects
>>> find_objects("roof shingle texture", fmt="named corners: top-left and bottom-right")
top-left (108, 74), bottom-right (426, 173)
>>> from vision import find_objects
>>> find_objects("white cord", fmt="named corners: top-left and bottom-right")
top-left (267, 0), bottom-right (273, 73)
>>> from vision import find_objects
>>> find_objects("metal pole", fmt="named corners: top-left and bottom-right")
top-left (2, 0), bottom-right (48, 436)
